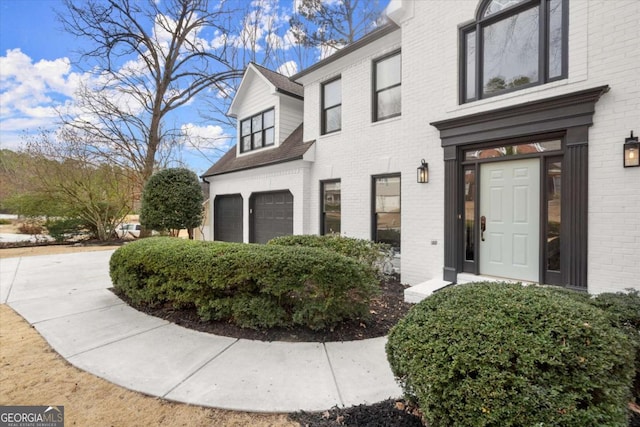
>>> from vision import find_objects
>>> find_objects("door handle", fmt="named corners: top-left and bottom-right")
top-left (481, 215), bottom-right (486, 241)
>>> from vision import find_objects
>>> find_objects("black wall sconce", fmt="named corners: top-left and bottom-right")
top-left (624, 131), bottom-right (639, 168)
top-left (417, 159), bottom-right (429, 183)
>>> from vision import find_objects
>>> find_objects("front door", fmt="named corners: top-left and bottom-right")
top-left (480, 158), bottom-right (540, 282)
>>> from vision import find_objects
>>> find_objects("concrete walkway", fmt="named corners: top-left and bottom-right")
top-left (0, 250), bottom-right (401, 413)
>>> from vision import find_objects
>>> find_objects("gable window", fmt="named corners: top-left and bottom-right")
top-left (322, 78), bottom-right (341, 134)
top-left (460, 0), bottom-right (567, 103)
top-left (373, 174), bottom-right (401, 251)
top-left (240, 108), bottom-right (275, 153)
top-left (373, 51), bottom-right (401, 121)
top-left (321, 180), bottom-right (341, 235)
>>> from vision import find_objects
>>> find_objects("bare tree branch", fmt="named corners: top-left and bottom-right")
top-left (56, 0), bottom-right (244, 198)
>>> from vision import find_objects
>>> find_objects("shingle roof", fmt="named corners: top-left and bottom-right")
top-left (251, 63), bottom-right (304, 99)
top-left (292, 22), bottom-right (400, 81)
top-left (201, 124), bottom-right (314, 177)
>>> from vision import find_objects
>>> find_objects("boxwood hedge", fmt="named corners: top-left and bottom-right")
top-left (386, 282), bottom-right (635, 427)
top-left (562, 289), bottom-right (640, 405)
top-left (109, 237), bottom-right (379, 330)
top-left (267, 234), bottom-right (390, 275)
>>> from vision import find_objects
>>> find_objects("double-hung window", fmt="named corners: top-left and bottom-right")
top-left (240, 108), bottom-right (275, 153)
top-left (373, 174), bottom-right (401, 251)
top-left (321, 180), bottom-right (341, 235)
top-left (322, 77), bottom-right (341, 134)
top-left (461, 0), bottom-right (567, 103)
top-left (373, 51), bottom-right (401, 121)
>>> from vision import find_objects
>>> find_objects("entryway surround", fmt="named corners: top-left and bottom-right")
top-left (431, 85), bottom-right (609, 290)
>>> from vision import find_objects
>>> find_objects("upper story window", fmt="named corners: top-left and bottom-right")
top-left (322, 77), bottom-right (341, 134)
top-left (373, 51), bottom-right (401, 121)
top-left (240, 108), bottom-right (275, 153)
top-left (460, 0), bottom-right (567, 103)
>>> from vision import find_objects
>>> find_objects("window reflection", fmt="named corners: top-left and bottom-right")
top-left (547, 160), bottom-right (562, 271)
top-left (464, 168), bottom-right (475, 261)
top-left (374, 52), bottom-right (401, 121)
top-left (322, 78), bottom-right (342, 134)
top-left (322, 181), bottom-right (341, 234)
top-left (465, 140), bottom-right (561, 160)
top-left (240, 109), bottom-right (275, 152)
top-left (465, 31), bottom-right (476, 100)
top-left (548, 0), bottom-right (564, 79)
top-left (374, 176), bottom-right (401, 251)
top-left (461, 0), bottom-right (567, 102)
top-left (483, 0), bottom-right (527, 17)
top-left (483, 6), bottom-right (539, 95)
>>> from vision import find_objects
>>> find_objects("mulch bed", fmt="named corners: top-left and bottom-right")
top-left (112, 274), bottom-right (412, 342)
top-left (289, 399), bottom-right (424, 427)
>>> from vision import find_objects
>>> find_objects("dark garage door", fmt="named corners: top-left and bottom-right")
top-left (214, 194), bottom-right (243, 242)
top-left (250, 191), bottom-right (293, 244)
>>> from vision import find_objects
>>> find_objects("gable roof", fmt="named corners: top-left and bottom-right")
top-left (228, 63), bottom-right (303, 117)
top-left (201, 124), bottom-right (314, 177)
top-left (251, 63), bottom-right (304, 99)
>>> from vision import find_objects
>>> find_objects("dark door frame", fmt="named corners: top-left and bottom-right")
top-left (431, 85), bottom-right (609, 290)
top-left (462, 146), bottom-right (564, 285)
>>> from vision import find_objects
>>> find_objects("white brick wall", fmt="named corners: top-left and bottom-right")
top-left (210, 0), bottom-right (639, 293)
top-left (208, 160), bottom-right (312, 243)
top-left (398, 0), bottom-right (640, 293)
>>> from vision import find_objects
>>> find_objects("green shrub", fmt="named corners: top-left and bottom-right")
top-left (0, 218), bottom-right (12, 225)
top-left (110, 237), bottom-right (378, 331)
top-left (46, 217), bottom-right (86, 242)
top-left (386, 282), bottom-right (634, 427)
top-left (593, 291), bottom-right (640, 406)
top-left (140, 168), bottom-right (204, 236)
top-left (267, 234), bottom-right (389, 274)
top-left (559, 289), bottom-right (640, 405)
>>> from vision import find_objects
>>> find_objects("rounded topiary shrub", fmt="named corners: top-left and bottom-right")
top-left (386, 282), bottom-right (634, 427)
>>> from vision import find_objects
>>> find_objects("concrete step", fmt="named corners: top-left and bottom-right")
top-left (456, 273), bottom-right (530, 285)
top-left (404, 278), bottom-right (452, 303)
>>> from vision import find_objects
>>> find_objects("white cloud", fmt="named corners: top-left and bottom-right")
top-left (0, 48), bottom-right (87, 149)
top-left (0, 49), bottom-right (79, 118)
top-left (277, 60), bottom-right (298, 76)
top-left (181, 123), bottom-right (233, 151)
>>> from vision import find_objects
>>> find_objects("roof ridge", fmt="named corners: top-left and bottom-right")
top-left (249, 63), bottom-right (303, 99)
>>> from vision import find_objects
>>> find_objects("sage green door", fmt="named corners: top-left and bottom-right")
top-left (480, 158), bottom-right (540, 282)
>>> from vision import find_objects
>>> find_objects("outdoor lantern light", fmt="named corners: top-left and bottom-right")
top-left (417, 159), bottom-right (429, 183)
top-left (624, 131), bottom-right (640, 168)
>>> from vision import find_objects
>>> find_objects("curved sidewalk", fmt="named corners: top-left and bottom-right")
top-left (0, 250), bottom-right (401, 413)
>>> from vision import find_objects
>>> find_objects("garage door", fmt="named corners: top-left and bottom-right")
top-left (250, 191), bottom-right (293, 244)
top-left (214, 194), bottom-right (243, 242)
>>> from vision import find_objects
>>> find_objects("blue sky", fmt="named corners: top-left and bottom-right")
top-left (0, 0), bottom-right (387, 175)
top-left (0, 1), bottom-right (78, 61)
